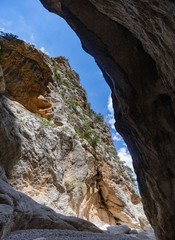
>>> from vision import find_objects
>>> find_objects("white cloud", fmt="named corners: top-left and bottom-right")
top-left (107, 94), bottom-right (114, 114)
top-left (40, 47), bottom-right (49, 55)
top-left (112, 132), bottom-right (122, 142)
top-left (0, 27), bottom-right (5, 32)
top-left (118, 147), bottom-right (134, 171)
top-left (106, 94), bottom-right (115, 129)
top-left (0, 19), bottom-right (12, 33)
top-left (30, 33), bottom-right (35, 42)
top-left (0, 19), bottom-right (12, 28)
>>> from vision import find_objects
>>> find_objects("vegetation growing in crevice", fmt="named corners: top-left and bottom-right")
top-left (119, 160), bottom-right (135, 183)
top-left (62, 79), bottom-right (75, 90)
top-left (54, 70), bottom-right (62, 82)
top-left (40, 116), bottom-right (56, 127)
top-left (94, 113), bottom-right (104, 123)
top-left (64, 178), bottom-right (76, 191)
top-left (124, 165), bottom-right (135, 183)
top-left (66, 97), bottom-right (80, 110)
top-left (75, 122), bottom-right (99, 148)
top-left (105, 145), bottom-right (120, 160)
top-left (64, 178), bottom-right (87, 194)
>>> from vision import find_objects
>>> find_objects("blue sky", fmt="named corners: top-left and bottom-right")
top-left (0, 0), bottom-right (133, 171)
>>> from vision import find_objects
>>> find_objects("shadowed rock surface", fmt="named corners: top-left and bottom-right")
top-left (39, 1), bottom-right (175, 240)
top-left (0, 96), bottom-right (21, 173)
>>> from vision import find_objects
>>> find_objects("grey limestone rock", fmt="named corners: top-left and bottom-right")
top-left (107, 224), bottom-right (131, 234)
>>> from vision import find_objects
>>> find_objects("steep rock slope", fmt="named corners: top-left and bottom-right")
top-left (39, 1), bottom-right (175, 239)
top-left (0, 35), bottom-right (147, 231)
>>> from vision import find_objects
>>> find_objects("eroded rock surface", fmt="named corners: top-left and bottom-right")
top-left (0, 35), bottom-right (147, 230)
top-left (1, 36), bottom-right (53, 119)
top-left (39, 1), bottom-right (175, 240)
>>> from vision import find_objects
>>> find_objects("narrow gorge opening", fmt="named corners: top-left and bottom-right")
top-left (1, 1), bottom-right (175, 240)
top-left (0, 0), bottom-right (157, 238)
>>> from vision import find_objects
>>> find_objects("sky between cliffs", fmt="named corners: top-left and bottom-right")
top-left (0, 0), bottom-right (133, 171)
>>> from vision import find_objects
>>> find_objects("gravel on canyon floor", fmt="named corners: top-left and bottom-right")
top-left (5, 229), bottom-right (152, 240)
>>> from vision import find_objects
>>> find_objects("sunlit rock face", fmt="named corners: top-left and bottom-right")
top-left (1, 37), bottom-right (53, 119)
top-left (40, 1), bottom-right (175, 239)
top-left (0, 35), bottom-right (148, 238)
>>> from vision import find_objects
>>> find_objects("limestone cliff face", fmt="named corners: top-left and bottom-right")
top-left (39, 1), bottom-right (175, 240)
top-left (0, 35), bottom-right (147, 231)
top-left (0, 166), bottom-right (103, 240)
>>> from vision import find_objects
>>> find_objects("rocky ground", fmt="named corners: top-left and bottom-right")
top-left (6, 229), bottom-right (155, 240)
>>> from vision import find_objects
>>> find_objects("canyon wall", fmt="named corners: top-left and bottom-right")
top-left (0, 35), bottom-right (103, 239)
top-left (40, 1), bottom-right (175, 240)
top-left (0, 34), bottom-right (148, 238)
